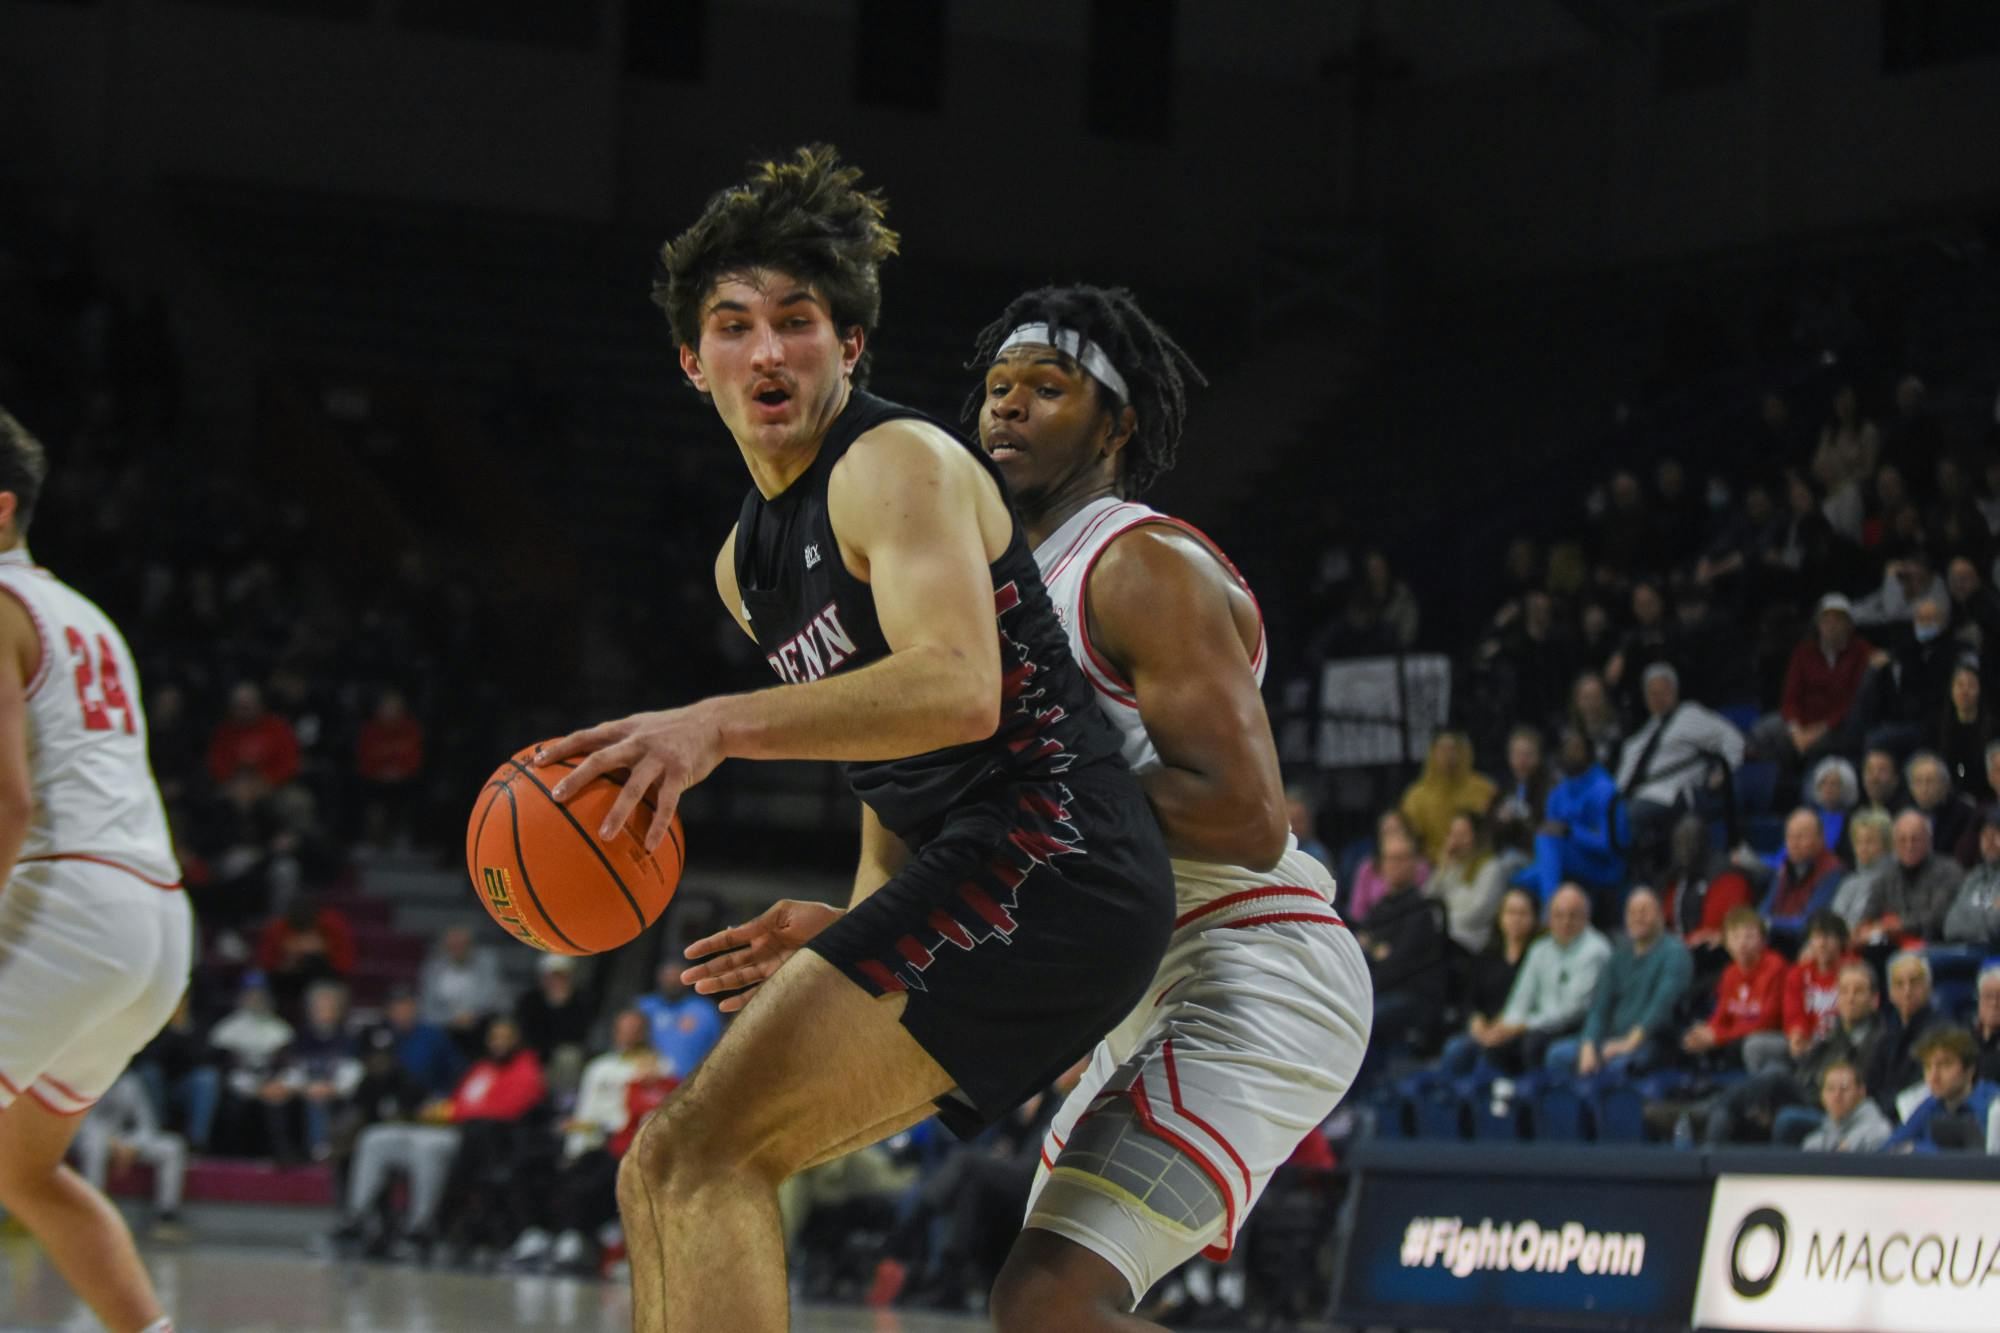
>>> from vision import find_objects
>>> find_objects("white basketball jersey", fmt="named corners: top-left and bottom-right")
top-left (1036, 498), bottom-right (1333, 918)
top-left (0, 549), bottom-right (179, 886)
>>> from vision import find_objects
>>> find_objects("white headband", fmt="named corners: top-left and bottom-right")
top-left (995, 323), bottom-right (1131, 402)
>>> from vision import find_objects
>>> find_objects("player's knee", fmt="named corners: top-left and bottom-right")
top-left (990, 1241), bottom-right (1125, 1333)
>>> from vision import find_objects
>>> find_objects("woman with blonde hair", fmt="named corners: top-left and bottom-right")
top-left (1399, 731), bottom-right (1497, 863)
top-left (1427, 811), bottom-right (1510, 953)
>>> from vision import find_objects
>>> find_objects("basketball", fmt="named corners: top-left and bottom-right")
top-left (464, 741), bottom-right (684, 955)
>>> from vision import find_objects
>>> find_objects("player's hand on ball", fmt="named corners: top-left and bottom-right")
top-left (539, 705), bottom-right (724, 851)
top-left (681, 899), bottom-right (845, 1013)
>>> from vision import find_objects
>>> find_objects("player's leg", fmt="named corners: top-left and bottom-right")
top-left (994, 1229), bottom-right (1162, 1331)
top-left (0, 1093), bottom-right (166, 1332)
top-left (620, 949), bottom-right (955, 1331)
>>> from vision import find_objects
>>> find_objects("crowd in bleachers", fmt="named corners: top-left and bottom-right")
top-left (1324, 364), bottom-right (2000, 1157)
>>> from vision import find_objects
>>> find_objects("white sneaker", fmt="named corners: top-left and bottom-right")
top-left (509, 1228), bottom-right (552, 1264)
top-left (551, 1229), bottom-right (589, 1267)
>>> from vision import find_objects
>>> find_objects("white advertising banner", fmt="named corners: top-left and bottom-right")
top-left (1695, 1174), bottom-right (2000, 1332)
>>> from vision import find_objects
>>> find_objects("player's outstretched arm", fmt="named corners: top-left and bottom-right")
top-left (1089, 526), bottom-right (1288, 870)
top-left (0, 595), bottom-right (37, 880)
top-left (542, 421), bottom-right (1003, 848)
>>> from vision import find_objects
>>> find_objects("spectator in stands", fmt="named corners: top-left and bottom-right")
top-left (355, 688), bottom-right (425, 849)
top-left (1844, 806), bottom-right (1901, 922)
top-left (420, 925), bottom-right (506, 1052)
top-left (1359, 830), bottom-right (1448, 1064)
top-left (210, 971), bottom-right (292, 1090)
top-left (1604, 582), bottom-right (1676, 715)
top-left (515, 954), bottom-right (593, 1095)
top-left (1864, 809), bottom-right (1966, 944)
top-left (1398, 732), bottom-right (1496, 863)
top-left (1428, 812), bottom-right (1509, 954)
top-left (1680, 909), bottom-right (1785, 1069)
top-left (1761, 810), bottom-right (1846, 940)
top-left (1945, 556), bottom-right (2000, 663)
top-left (255, 891), bottom-right (355, 1020)
top-left (367, 985), bottom-right (463, 1101)
top-left (1762, 471), bottom-right (1839, 599)
top-left (1871, 953), bottom-right (1948, 1116)
top-left (1944, 810), bottom-right (2000, 947)
top-left (1489, 724), bottom-right (1552, 856)
top-left (1884, 1029), bottom-right (1998, 1152)
top-left (1807, 756), bottom-right (1859, 862)
top-left (1858, 747), bottom-right (1906, 820)
top-left (1616, 663), bottom-right (1745, 862)
top-left (1481, 590), bottom-right (1576, 733)
top-left (1812, 382), bottom-right (1881, 506)
top-left (1974, 966), bottom-right (2000, 1085)
top-left (1554, 887), bottom-right (1690, 1079)
top-left (1457, 888), bottom-right (1540, 1045)
top-left (1861, 596), bottom-right (1956, 759)
top-left (1707, 960), bottom-right (1884, 1146)
top-left (507, 1009), bottom-right (657, 1273)
top-left (1659, 813), bottom-right (1754, 950)
top-left (635, 959), bottom-right (725, 1081)
top-left (1361, 549), bottom-right (1420, 648)
top-left (1755, 594), bottom-right (1872, 791)
top-left (1802, 1058), bottom-right (1894, 1152)
top-left (74, 1073), bottom-right (189, 1242)
top-left (132, 994), bottom-right (222, 1153)
top-left (1513, 727), bottom-right (1625, 910)
top-left (1440, 885), bottom-right (1609, 1077)
top-left (1594, 470), bottom-right (1658, 578)
top-left (206, 680), bottom-right (302, 787)
top-left (1851, 546), bottom-right (1943, 631)
top-left (261, 980), bottom-right (363, 1165)
top-left (1346, 809), bottom-right (1430, 922)
top-left (1652, 456), bottom-right (1704, 570)
top-left (1885, 374), bottom-right (1943, 497)
top-left (335, 1016), bottom-right (547, 1258)
top-left (1283, 784), bottom-right (1332, 869)
top-left (1937, 662), bottom-right (1996, 803)
top-left (1569, 671), bottom-right (1625, 771)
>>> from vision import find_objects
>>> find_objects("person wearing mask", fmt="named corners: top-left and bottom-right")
top-left (1398, 732), bottom-right (1497, 864)
top-left (1860, 595), bottom-right (1956, 757)
top-left (1681, 910), bottom-right (1786, 1069)
top-left (1884, 1029), bottom-right (1998, 1152)
top-left (1801, 1059), bottom-right (1894, 1152)
top-left (1943, 811), bottom-right (2000, 947)
top-left (1513, 727), bottom-right (1626, 911)
top-left (1553, 888), bottom-right (1690, 1079)
top-left (1761, 810), bottom-right (1846, 942)
top-left (1861, 811), bottom-right (1966, 944)
top-left (1427, 812), bottom-right (1509, 954)
top-left (1440, 885), bottom-right (1610, 1076)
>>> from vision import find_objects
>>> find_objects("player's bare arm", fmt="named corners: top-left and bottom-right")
top-left (543, 419), bottom-right (1005, 848)
top-left (1088, 524), bottom-right (1288, 870)
top-left (0, 594), bottom-right (37, 877)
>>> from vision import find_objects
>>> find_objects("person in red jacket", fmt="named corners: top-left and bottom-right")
top-left (1682, 908), bottom-right (1787, 1068)
top-left (355, 689), bottom-right (425, 849)
top-left (1750, 910), bottom-right (1856, 1073)
top-left (207, 681), bottom-right (302, 787)
top-left (1756, 593), bottom-right (1873, 792)
top-left (254, 894), bottom-right (356, 1020)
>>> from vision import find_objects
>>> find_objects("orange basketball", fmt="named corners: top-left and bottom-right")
top-left (465, 741), bottom-right (684, 955)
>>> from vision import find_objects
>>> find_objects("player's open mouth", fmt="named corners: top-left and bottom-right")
top-left (754, 388), bottom-right (791, 407)
top-left (986, 431), bottom-right (1026, 458)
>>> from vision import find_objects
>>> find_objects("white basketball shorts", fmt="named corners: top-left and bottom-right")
top-left (1023, 873), bottom-right (1373, 1302)
top-left (0, 856), bottom-right (193, 1115)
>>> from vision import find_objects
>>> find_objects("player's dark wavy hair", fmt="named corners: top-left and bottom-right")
top-left (0, 406), bottom-right (48, 534)
top-left (654, 144), bottom-right (901, 388)
top-left (963, 284), bottom-right (1205, 498)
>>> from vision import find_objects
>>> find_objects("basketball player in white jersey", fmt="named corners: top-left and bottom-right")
top-left (0, 408), bottom-right (187, 1333)
top-left (968, 288), bottom-right (1374, 1329)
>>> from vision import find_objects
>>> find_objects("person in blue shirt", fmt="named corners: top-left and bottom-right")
top-left (635, 960), bottom-right (725, 1081)
top-left (1884, 1027), bottom-right (1999, 1152)
top-left (381, 984), bottom-right (463, 1098)
top-left (1512, 728), bottom-right (1627, 908)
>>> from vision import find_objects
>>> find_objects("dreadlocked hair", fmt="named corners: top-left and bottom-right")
top-left (963, 284), bottom-right (1205, 497)
top-left (655, 144), bottom-right (901, 387)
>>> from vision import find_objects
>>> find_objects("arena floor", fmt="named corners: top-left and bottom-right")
top-left (0, 1234), bottom-right (1005, 1332)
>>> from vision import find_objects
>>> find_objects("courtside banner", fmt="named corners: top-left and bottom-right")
top-left (1338, 1170), bottom-right (1711, 1330)
top-left (1696, 1174), bottom-right (2000, 1332)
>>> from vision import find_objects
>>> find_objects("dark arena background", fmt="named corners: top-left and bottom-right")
top-left (3, 2), bottom-right (2000, 1330)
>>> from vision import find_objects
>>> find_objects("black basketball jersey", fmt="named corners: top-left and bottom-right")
top-left (732, 389), bottom-right (1127, 845)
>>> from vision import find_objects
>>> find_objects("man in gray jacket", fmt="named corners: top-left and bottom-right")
top-left (1944, 809), bottom-right (2000, 947)
top-left (1802, 1058), bottom-right (1894, 1152)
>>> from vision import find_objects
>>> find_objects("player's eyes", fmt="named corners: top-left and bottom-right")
top-left (987, 381), bottom-right (1009, 396)
top-left (1037, 385), bottom-right (1063, 398)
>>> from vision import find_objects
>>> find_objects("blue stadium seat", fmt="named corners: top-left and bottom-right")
top-left (1591, 1084), bottom-right (1648, 1142)
top-left (1720, 702), bottom-right (1762, 735)
top-left (1533, 1085), bottom-right (1589, 1141)
top-left (1470, 1096), bottom-right (1524, 1142)
top-left (1733, 759), bottom-right (1779, 815)
top-left (1744, 814), bottom-right (1787, 856)
top-left (1410, 1094), bottom-right (1465, 1141)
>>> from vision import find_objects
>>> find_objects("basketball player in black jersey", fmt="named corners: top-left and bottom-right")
top-left (539, 147), bottom-right (1174, 1330)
